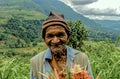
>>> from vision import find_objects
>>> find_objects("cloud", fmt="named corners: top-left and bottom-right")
top-left (59, 0), bottom-right (98, 6)
top-left (75, 6), bottom-right (120, 16)
top-left (71, 0), bottom-right (98, 5)
top-left (59, 0), bottom-right (120, 20)
top-left (74, 6), bottom-right (120, 20)
top-left (85, 15), bottom-right (120, 20)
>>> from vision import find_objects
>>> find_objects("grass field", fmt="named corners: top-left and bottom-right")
top-left (0, 41), bottom-right (120, 79)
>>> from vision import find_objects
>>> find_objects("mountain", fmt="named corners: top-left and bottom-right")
top-left (32, 0), bottom-right (99, 28)
top-left (95, 20), bottom-right (120, 34)
top-left (0, 0), bottom-right (47, 24)
top-left (0, 0), bottom-right (99, 28)
top-left (0, 0), bottom-right (119, 47)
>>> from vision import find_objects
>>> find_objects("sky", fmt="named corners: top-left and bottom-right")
top-left (59, 0), bottom-right (120, 20)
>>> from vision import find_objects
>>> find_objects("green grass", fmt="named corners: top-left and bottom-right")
top-left (82, 41), bottom-right (120, 79)
top-left (0, 55), bottom-right (30, 79)
top-left (0, 9), bottom-right (46, 24)
top-left (0, 0), bottom-right (47, 24)
top-left (0, 41), bottom-right (120, 79)
top-left (0, 42), bottom-right (48, 79)
top-left (0, 42), bottom-right (47, 54)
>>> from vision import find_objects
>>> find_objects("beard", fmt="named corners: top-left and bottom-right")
top-left (49, 44), bottom-right (67, 59)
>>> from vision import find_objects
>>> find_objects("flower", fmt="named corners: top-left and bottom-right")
top-left (38, 64), bottom-right (92, 79)
top-left (70, 64), bottom-right (91, 79)
top-left (71, 64), bottom-right (83, 73)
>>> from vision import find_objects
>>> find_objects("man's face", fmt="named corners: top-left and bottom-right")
top-left (44, 25), bottom-right (69, 55)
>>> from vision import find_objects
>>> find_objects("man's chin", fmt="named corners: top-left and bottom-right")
top-left (50, 47), bottom-right (65, 54)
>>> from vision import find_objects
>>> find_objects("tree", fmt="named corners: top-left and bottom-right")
top-left (2, 17), bottom-right (42, 47)
top-left (67, 20), bottom-right (88, 50)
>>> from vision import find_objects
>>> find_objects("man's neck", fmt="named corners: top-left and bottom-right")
top-left (52, 50), bottom-right (66, 61)
top-left (50, 54), bottom-right (66, 73)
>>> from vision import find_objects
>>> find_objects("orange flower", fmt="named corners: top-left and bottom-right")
top-left (38, 64), bottom-right (93, 79)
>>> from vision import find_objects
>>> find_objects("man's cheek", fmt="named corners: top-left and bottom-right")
top-left (61, 39), bottom-right (68, 44)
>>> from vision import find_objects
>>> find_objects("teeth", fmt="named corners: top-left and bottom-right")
top-left (50, 43), bottom-right (55, 46)
top-left (50, 43), bottom-right (60, 46)
top-left (51, 43), bottom-right (54, 45)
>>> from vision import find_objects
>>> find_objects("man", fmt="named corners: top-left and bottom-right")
top-left (30, 11), bottom-right (94, 79)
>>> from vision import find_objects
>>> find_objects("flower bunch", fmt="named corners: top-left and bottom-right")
top-left (70, 64), bottom-right (91, 79)
top-left (38, 64), bottom-right (92, 79)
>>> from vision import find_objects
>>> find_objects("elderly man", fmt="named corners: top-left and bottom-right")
top-left (30, 11), bottom-right (94, 79)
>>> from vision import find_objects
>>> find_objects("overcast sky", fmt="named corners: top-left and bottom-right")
top-left (59, 0), bottom-right (120, 20)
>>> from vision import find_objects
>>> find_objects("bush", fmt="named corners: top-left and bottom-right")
top-left (67, 20), bottom-right (87, 50)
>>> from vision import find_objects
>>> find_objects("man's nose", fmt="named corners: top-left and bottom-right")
top-left (51, 36), bottom-right (60, 44)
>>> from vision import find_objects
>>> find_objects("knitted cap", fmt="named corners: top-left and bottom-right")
top-left (42, 11), bottom-right (71, 39)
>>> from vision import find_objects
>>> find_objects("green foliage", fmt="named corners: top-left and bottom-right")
top-left (0, 0), bottom-right (46, 24)
top-left (115, 36), bottom-right (120, 47)
top-left (87, 29), bottom-right (117, 42)
top-left (67, 20), bottom-right (87, 50)
top-left (0, 55), bottom-right (30, 79)
top-left (0, 42), bottom-right (47, 79)
top-left (82, 41), bottom-right (120, 79)
top-left (0, 33), bottom-right (8, 40)
top-left (0, 41), bottom-right (120, 79)
top-left (1, 17), bottom-right (43, 48)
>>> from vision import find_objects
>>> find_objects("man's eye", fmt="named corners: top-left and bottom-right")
top-left (57, 33), bottom-right (65, 37)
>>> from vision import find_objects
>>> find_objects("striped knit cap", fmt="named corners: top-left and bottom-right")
top-left (42, 11), bottom-right (71, 39)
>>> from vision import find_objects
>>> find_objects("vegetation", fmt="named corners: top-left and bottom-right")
top-left (0, 0), bottom-right (46, 24)
top-left (0, 42), bottom-right (47, 79)
top-left (82, 41), bottom-right (120, 79)
top-left (67, 20), bottom-right (120, 78)
top-left (67, 20), bottom-right (87, 50)
top-left (0, 55), bottom-right (30, 79)
top-left (0, 41), bottom-right (120, 79)
top-left (0, 0), bottom-right (120, 79)
top-left (0, 17), bottom-right (44, 48)
top-left (87, 29), bottom-right (117, 42)
top-left (0, 19), bottom-right (120, 79)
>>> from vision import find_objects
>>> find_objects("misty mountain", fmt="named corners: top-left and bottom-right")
top-left (0, 0), bottom-right (119, 44)
top-left (95, 20), bottom-right (120, 34)
top-left (0, 0), bottom-right (99, 28)
top-left (32, 0), bottom-right (99, 28)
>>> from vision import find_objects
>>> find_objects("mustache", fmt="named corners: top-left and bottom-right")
top-left (50, 43), bottom-right (65, 47)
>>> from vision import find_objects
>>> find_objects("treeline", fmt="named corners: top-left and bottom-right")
top-left (67, 20), bottom-right (120, 50)
top-left (0, 17), bottom-right (119, 48)
top-left (87, 29), bottom-right (117, 42)
top-left (0, 17), bottom-right (44, 48)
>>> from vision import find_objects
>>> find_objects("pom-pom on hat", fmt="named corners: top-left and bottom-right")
top-left (42, 11), bottom-right (71, 39)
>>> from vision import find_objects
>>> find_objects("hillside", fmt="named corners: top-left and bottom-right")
top-left (0, 0), bottom-right (47, 24)
top-left (32, 0), bottom-right (99, 28)
top-left (0, 0), bottom-right (99, 28)
top-left (95, 20), bottom-right (120, 34)
top-left (0, 0), bottom-right (119, 48)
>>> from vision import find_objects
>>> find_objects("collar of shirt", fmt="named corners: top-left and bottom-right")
top-left (43, 46), bottom-right (80, 65)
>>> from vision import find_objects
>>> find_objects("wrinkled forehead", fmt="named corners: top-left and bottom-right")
top-left (45, 25), bottom-right (67, 34)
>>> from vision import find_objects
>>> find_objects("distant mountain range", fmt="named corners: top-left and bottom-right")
top-left (0, 0), bottom-right (119, 37)
top-left (32, 0), bottom-right (100, 28)
top-left (0, 0), bottom-right (99, 28)
top-left (94, 20), bottom-right (120, 34)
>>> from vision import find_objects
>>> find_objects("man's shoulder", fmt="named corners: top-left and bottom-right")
top-left (74, 51), bottom-right (89, 67)
top-left (68, 46), bottom-right (88, 58)
top-left (76, 51), bottom-right (88, 59)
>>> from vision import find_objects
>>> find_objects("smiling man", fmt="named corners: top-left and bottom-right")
top-left (30, 11), bottom-right (94, 79)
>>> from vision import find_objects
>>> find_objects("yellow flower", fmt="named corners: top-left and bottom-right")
top-left (72, 64), bottom-right (82, 74)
